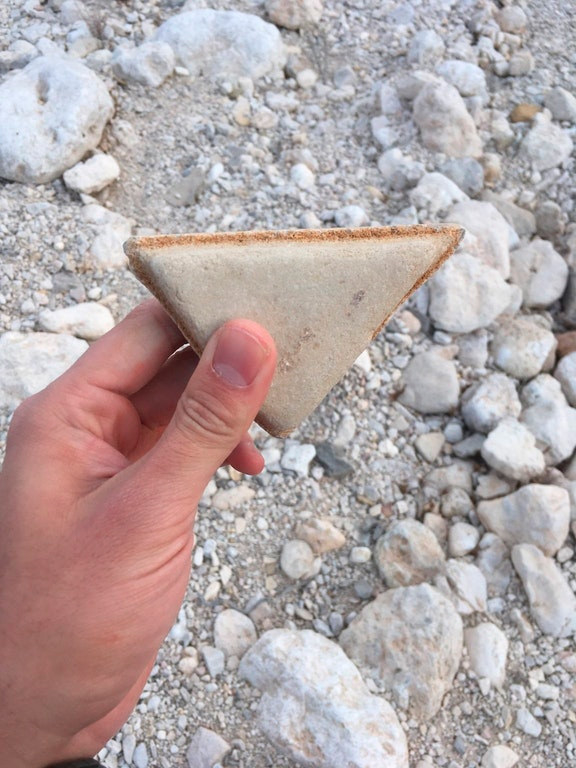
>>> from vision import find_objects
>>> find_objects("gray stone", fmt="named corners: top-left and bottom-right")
top-left (521, 376), bottom-right (576, 465)
top-left (440, 157), bottom-right (484, 197)
top-left (0, 331), bottom-right (88, 409)
top-left (0, 55), bottom-right (113, 184)
top-left (340, 584), bottom-right (463, 720)
top-left (408, 30), bottom-right (445, 66)
top-left (465, 622), bottom-right (508, 689)
top-left (536, 201), bottom-right (565, 239)
top-left (510, 239), bottom-right (569, 309)
top-left (281, 442), bottom-right (316, 476)
top-left (399, 351), bottom-right (459, 414)
top-left (446, 560), bottom-right (487, 615)
top-left (314, 441), bottom-right (354, 478)
top-left (491, 317), bottom-right (557, 380)
top-left (265, 0), bottom-right (323, 29)
top-left (554, 351), bottom-right (576, 406)
top-left (441, 487), bottom-right (473, 519)
top-left (515, 707), bottom-right (542, 738)
top-left (478, 485), bottom-right (570, 557)
top-left (83, 204), bottom-right (132, 271)
top-left (280, 540), bottom-right (320, 580)
top-left (425, 460), bottom-right (474, 494)
top-left (544, 86), bottom-right (576, 123)
top-left (428, 252), bottom-right (512, 334)
top-left (111, 42), bottom-right (175, 87)
top-left (495, 6), bottom-right (527, 33)
top-left (334, 205), bottom-right (368, 228)
top-left (508, 49), bottom-right (534, 77)
top-left (38, 302), bottom-right (115, 341)
top-left (63, 153), bottom-right (120, 195)
top-left (512, 544), bottom-right (576, 637)
top-left (436, 60), bottom-right (488, 99)
top-left (377, 148), bottom-right (424, 190)
top-left (187, 727), bottom-right (230, 768)
top-left (447, 201), bottom-right (510, 278)
top-left (239, 629), bottom-right (409, 768)
top-left (461, 373), bottom-right (521, 434)
top-left (374, 519), bottom-right (446, 587)
top-left (480, 418), bottom-right (545, 482)
top-left (415, 432), bottom-right (445, 462)
top-left (519, 113), bottom-right (574, 171)
top-left (413, 82), bottom-right (482, 158)
top-left (481, 191), bottom-right (536, 239)
top-left (481, 745), bottom-right (519, 768)
top-left (448, 522), bottom-right (480, 557)
top-left (476, 533), bottom-right (513, 596)
top-left (410, 172), bottom-right (468, 217)
top-left (214, 609), bottom-right (257, 659)
top-left (155, 9), bottom-right (286, 82)
top-left (457, 329), bottom-right (489, 369)
top-left (201, 645), bottom-right (225, 677)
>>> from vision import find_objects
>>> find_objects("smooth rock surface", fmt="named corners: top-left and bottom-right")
top-left (340, 584), bottom-right (463, 720)
top-left (480, 418), bottom-right (545, 482)
top-left (399, 351), bottom-right (459, 414)
top-left (410, 172), bottom-right (468, 217)
top-left (461, 373), bottom-right (521, 434)
top-left (156, 10), bottom-right (286, 82)
top-left (428, 251), bottom-right (512, 333)
top-left (239, 629), bottom-right (409, 768)
top-left (111, 42), bottom-right (175, 87)
top-left (280, 539), bottom-right (320, 580)
top-left (413, 82), bottom-right (482, 158)
top-left (510, 239), bottom-right (569, 309)
top-left (265, 0), bottom-right (323, 29)
top-left (447, 201), bottom-right (511, 278)
top-left (446, 560), bottom-right (487, 615)
top-left (512, 544), bottom-right (576, 637)
top-left (0, 55), bottom-right (113, 184)
top-left (374, 519), bottom-right (446, 587)
top-left (491, 317), bottom-right (557, 380)
top-left (38, 302), bottom-right (115, 341)
top-left (478, 485), bottom-right (570, 557)
top-left (465, 622), bottom-right (508, 689)
top-left (519, 113), bottom-right (574, 171)
top-left (63, 153), bottom-right (120, 194)
top-left (481, 745), bottom-right (519, 768)
top-left (544, 86), bottom-right (576, 123)
top-left (186, 727), bottom-right (230, 768)
top-left (214, 609), bottom-right (257, 659)
top-left (554, 351), bottom-right (576, 406)
top-left (0, 332), bottom-right (88, 409)
top-left (520, 376), bottom-right (576, 465)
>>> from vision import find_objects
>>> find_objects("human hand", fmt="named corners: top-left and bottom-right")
top-left (0, 299), bottom-right (276, 767)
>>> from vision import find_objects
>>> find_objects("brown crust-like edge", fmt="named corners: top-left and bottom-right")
top-left (125, 225), bottom-right (464, 437)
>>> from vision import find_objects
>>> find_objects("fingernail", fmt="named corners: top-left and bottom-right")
top-left (212, 326), bottom-right (269, 387)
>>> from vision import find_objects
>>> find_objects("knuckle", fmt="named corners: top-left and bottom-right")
top-left (176, 388), bottom-right (238, 445)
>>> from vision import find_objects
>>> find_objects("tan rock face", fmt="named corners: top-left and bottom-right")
top-left (125, 225), bottom-right (462, 436)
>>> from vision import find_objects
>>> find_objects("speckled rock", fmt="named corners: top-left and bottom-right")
top-left (374, 519), bottom-right (446, 587)
top-left (491, 317), bottom-right (557, 379)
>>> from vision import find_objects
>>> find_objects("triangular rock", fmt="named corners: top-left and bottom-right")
top-left (125, 225), bottom-right (463, 437)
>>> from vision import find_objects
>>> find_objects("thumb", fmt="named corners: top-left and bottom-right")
top-left (136, 319), bottom-right (276, 502)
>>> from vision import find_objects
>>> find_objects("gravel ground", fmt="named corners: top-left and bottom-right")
top-left (1, 1), bottom-right (576, 767)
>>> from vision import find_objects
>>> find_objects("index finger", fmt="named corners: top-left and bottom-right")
top-left (63, 299), bottom-right (186, 397)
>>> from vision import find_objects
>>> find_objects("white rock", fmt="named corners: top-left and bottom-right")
top-left (186, 727), bottom-right (230, 768)
top-left (436, 60), bottom-right (488, 99)
top-left (476, 533), bottom-right (513, 597)
top-left (379, 82), bottom-right (403, 117)
top-left (446, 560), bottom-right (487, 615)
top-left (38, 302), bottom-right (114, 341)
top-left (441, 487), bottom-right (473, 518)
top-left (280, 539), bottom-right (320, 580)
top-left (448, 522), bottom-right (480, 557)
top-left (290, 162), bottom-right (315, 189)
top-left (461, 373), bottom-right (521, 433)
top-left (407, 30), bottom-right (445, 66)
top-left (111, 42), bottom-right (175, 87)
top-left (83, 204), bottom-right (132, 271)
top-left (239, 629), bottom-right (408, 768)
top-left (413, 82), bottom-right (482, 158)
top-left (281, 441), bottom-right (316, 476)
top-left (519, 112), bottom-right (574, 171)
top-left (350, 546), bottom-right (372, 564)
top-left (491, 317), bottom-right (556, 380)
top-left (265, 0), bottom-right (323, 29)
top-left (495, 6), bottom-right (527, 33)
top-left (377, 148), bottom-right (424, 190)
top-left (544, 86), bottom-right (576, 123)
top-left (554, 351), bottom-right (576, 406)
top-left (0, 332), bottom-right (88, 409)
top-left (214, 609), bottom-right (257, 659)
top-left (374, 519), bottom-right (446, 587)
top-left (399, 352), bottom-right (459, 414)
top-left (340, 584), bottom-right (463, 720)
top-left (521, 376), bottom-right (576, 465)
top-left (428, 252), bottom-right (512, 334)
top-left (201, 645), bottom-right (225, 677)
top-left (447, 201), bottom-right (511, 278)
top-left (480, 418), bottom-right (545, 482)
top-left (294, 518), bottom-right (346, 554)
top-left (415, 432), bottom-right (445, 462)
top-left (334, 205), bottom-right (368, 228)
top-left (510, 239), bottom-right (569, 309)
top-left (515, 707), bottom-right (542, 738)
top-left (465, 623), bottom-right (508, 689)
top-left (478, 484), bottom-right (570, 557)
top-left (133, 743), bottom-right (148, 768)
top-left (0, 56), bottom-right (113, 184)
top-left (211, 484), bottom-right (255, 510)
top-left (155, 10), bottom-right (286, 82)
top-left (512, 544), bottom-right (576, 637)
top-left (63, 153), bottom-right (120, 195)
top-left (409, 172), bottom-right (468, 217)
top-left (481, 745), bottom-right (519, 768)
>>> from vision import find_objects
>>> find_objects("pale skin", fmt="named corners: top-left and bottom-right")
top-left (0, 299), bottom-right (277, 768)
